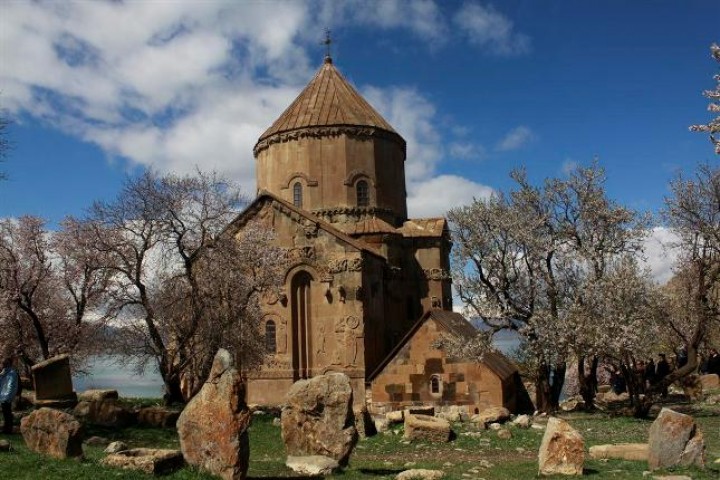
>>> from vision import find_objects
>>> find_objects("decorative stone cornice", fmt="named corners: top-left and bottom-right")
top-left (253, 125), bottom-right (406, 157)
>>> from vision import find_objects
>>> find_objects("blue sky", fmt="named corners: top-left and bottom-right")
top-left (1, 1), bottom-right (718, 280)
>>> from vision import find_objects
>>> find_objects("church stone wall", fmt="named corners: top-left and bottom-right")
top-left (256, 133), bottom-right (407, 226)
top-left (369, 319), bottom-right (512, 414)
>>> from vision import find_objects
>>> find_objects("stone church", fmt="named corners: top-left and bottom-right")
top-left (231, 53), bottom-right (518, 412)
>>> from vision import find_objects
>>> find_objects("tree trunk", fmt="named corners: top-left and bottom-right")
top-left (157, 358), bottom-right (185, 406)
top-left (535, 362), bottom-right (564, 413)
top-left (577, 355), bottom-right (598, 411)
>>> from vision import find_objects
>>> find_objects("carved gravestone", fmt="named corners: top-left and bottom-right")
top-left (31, 354), bottom-right (77, 407)
top-left (281, 373), bottom-right (357, 466)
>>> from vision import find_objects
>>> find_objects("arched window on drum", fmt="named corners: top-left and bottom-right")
top-left (430, 374), bottom-right (442, 396)
top-left (293, 182), bottom-right (303, 208)
top-left (265, 320), bottom-right (277, 354)
top-left (356, 179), bottom-right (369, 207)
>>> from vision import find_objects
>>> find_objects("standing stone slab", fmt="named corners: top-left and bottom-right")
top-left (699, 373), bottom-right (719, 390)
top-left (538, 417), bottom-right (584, 476)
top-left (20, 407), bottom-right (84, 459)
top-left (177, 349), bottom-right (251, 480)
top-left (648, 408), bottom-right (706, 470)
top-left (281, 373), bottom-right (357, 465)
top-left (31, 354), bottom-right (78, 407)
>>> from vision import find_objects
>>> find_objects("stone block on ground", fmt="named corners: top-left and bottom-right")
top-left (538, 417), bottom-right (584, 476)
top-left (386, 410), bottom-right (404, 424)
top-left (588, 443), bottom-right (648, 461)
top-left (177, 349), bottom-right (251, 480)
top-left (512, 414), bottom-right (531, 428)
top-left (78, 389), bottom-right (119, 402)
top-left (0, 439), bottom-right (11, 452)
top-left (136, 406), bottom-right (180, 428)
top-left (404, 414), bottom-right (451, 442)
top-left (281, 373), bottom-right (357, 465)
top-left (396, 469), bottom-right (445, 480)
top-left (85, 436), bottom-right (110, 447)
top-left (102, 448), bottom-right (184, 475)
top-left (73, 400), bottom-right (135, 428)
top-left (473, 406), bottom-right (510, 427)
top-left (20, 407), bottom-right (84, 459)
top-left (497, 428), bottom-right (512, 440)
top-left (285, 455), bottom-right (340, 476)
top-left (648, 408), bottom-right (705, 470)
top-left (105, 441), bottom-right (128, 454)
top-left (699, 373), bottom-right (719, 390)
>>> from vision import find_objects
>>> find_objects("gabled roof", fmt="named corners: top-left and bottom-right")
top-left (257, 59), bottom-right (399, 142)
top-left (398, 218), bottom-right (447, 238)
top-left (341, 217), bottom-right (399, 236)
top-left (226, 191), bottom-right (384, 260)
top-left (368, 309), bottom-right (517, 381)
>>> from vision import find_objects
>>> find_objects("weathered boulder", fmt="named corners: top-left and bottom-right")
top-left (136, 406), bottom-right (180, 428)
top-left (497, 428), bottom-right (512, 440)
top-left (105, 441), bottom-right (129, 454)
top-left (404, 414), bottom-right (451, 442)
top-left (396, 469), bottom-right (445, 480)
top-left (512, 414), bottom-right (532, 428)
top-left (0, 439), bottom-right (11, 452)
top-left (177, 349), bottom-right (251, 480)
top-left (78, 389), bottom-right (119, 402)
top-left (473, 406), bottom-right (511, 427)
top-left (281, 373), bottom-right (357, 465)
top-left (73, 400), bottom-right (135, 428)
top-left (373, 415), bottom-right (390, 433)
top-left (102, 448), bottom-right (184, 475)
top-left (699, 373), bottom-right (719, 390)
top-left (538, 417), bottom-right (584, 476)
top-left (588, 443), bottom-right (648, 461)
top-left (20, 407), bottom-right (84, 459)
top-left (285, 455), bottom-right (340, 476)
top-left (648, 408), bottom-right (705, 470)
top-left (354, 406), bottom-right (376, 438)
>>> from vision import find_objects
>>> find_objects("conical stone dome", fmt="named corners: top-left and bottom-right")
top-left (254, 58), bottom-right (405, 155)
top-left (254, 57), bottom-right (408, 227)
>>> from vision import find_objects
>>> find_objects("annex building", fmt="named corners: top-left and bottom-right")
top-left (231, 53), bottom-right (519, 413)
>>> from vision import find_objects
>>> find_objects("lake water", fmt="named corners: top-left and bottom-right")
top-left (73, 355), bottom-right (164, 399)
top-left (74, 333), bottom-right (520, 399)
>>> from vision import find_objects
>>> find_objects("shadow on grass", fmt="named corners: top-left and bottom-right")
top-left (357, 468), bottom-right (405, 476)
top-left (583, 468), bottom-right (600, 475)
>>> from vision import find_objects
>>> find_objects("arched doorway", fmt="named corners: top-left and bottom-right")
top-left (291, 271), bottom-right (312, 380)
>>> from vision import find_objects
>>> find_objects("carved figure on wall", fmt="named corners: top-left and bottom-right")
top-left (344, 316), bottom-right (362, 366)
top-left (277, 319), bottom-right (288, 354)
top-left (316, 321), bottom-right (326, 356)
top-left (332, 317), bottom-right (345, 365)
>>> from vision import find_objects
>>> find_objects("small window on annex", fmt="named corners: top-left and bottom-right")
top-left (430, 375), bottom-right (442, 395)
top-left (265, 320), bottom-right (277, 353)
top-left (356, 180), bottom-right (369, 207)
top-left (293, 182), bottom-right (303, 208)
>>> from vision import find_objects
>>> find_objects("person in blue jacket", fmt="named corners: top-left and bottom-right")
top-left (0, 356), bottom-right (19, 434)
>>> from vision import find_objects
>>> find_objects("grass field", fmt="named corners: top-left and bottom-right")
top-left (0, 400), bottom-right (718, 479)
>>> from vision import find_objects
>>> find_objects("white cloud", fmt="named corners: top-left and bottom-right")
top-left (1, 0), bottom-right (500, 204)
top-left (407, 175), bottom-right (494, 218)
top-left (496, 125), bottom-right (535, 151)
top-left (449, 142), bottom-right (486, 160)
top-left (453, 2), bottom-right (530, 56)
top-left (640, 227), bottom-right (680, 284)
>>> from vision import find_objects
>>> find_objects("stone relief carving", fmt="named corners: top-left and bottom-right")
top-left (327, 256), bottom-right (363, 273)
top-left (422, 268), bottom-right (452, 281)
top-left (282, 246), bottom-right (316, 263)
top-left (316, 322), bottom-right (326, 356)
top-left (345, 318), bottom-right (364, 366)
top-left (277, 319), bottom-right (288, 354)
top-left (331, 317), bottom-right (345, 365)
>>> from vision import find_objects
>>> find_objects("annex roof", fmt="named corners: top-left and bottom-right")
top-left (368, 309), bottom-right (517, 382)
top-left (398, 218), bottom-right (447, 238)
top-left (257, 58), bottom-right (399, 142)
